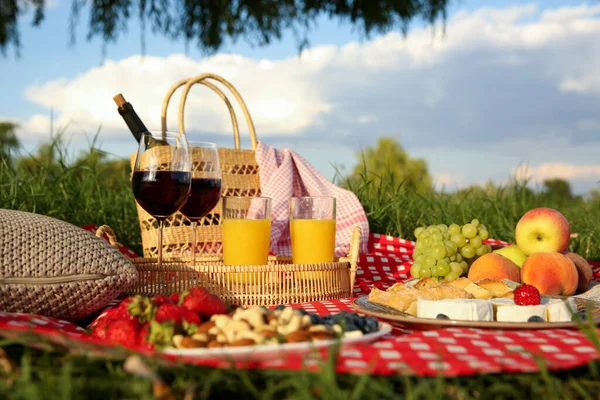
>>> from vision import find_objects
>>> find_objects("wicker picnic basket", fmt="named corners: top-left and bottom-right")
top-left (131, 72), bottom-right (260, 258)
top-left (96, 225), bottom-right (359, 306)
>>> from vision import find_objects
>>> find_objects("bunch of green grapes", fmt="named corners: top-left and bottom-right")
top-left (410, 220), bottom-right (492, 281)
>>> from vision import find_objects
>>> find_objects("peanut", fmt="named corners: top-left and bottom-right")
top-left (310, 331), bottom-right (334, 341)
top-left (285, 330), bottom-right (312, 343)
top-left (181, 336), bottom-right (208, 348)
top-left (196, 321), bottom-right (215, 334)
top-left (230, 338), bottom-right (255, 347)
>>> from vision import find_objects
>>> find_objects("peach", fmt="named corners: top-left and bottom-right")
top-left (467, 253), bottom-right (521, 283)
top-left (521, 252), bottom-right (578, 296)
top-left (564, 252), bottom-right (593, 293)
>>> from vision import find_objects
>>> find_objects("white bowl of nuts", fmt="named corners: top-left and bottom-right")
top-left (162, 306), bottom-right (392, 362)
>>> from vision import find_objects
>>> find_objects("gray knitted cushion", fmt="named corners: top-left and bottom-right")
top-left (0, 209), bottom-right (138, 321)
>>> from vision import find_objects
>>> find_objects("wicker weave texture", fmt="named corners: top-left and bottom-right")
top-left (97, 224), bottom-right (361, 306)
top-left (0, 209), bottom-right (138, 321)
top-left (133, 73), bottom-right (260, 258)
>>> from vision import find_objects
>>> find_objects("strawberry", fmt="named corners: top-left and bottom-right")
top-left (514, 284), bottom-right (541, 306)
top-left (137, 323), bottom-right (154, 351)
top-left (181, 309), bottom-right (201, 325)
top-left (91, 320), bottom-right (111, 340)
top-left (180, 287), bottom-right (229, 318)
top-left (103, 306), bottom-right (133, 321)
top-left (117, 297), bottom-right (133, 310)
top-left (106, 319), bottom-right (140, 348)
top-left (152, 295), bottom-right (171, 306)
top-left (154, 303), bottom-right (184, 323)
top-left (169, 293), bottom-right (180, 304)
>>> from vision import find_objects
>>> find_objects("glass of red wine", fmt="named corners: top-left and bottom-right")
top-left (178, 141), bottom-right (222, 265)
top-left (132, 131), bottom-right (192, 266)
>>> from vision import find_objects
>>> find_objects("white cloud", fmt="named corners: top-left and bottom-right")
top-left (14, 3), bottom-right (600, 192)
top-left (433, 173), bottom-right (466, 191)
top-left (514, 163), bottom-right (600, 183)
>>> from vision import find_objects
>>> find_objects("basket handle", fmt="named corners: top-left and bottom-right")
top-left (160, 77), bottom-right (243, 149)
top-left (178, 73), bottom-right (258, 150)
top-left (96, 225), bottom-right (119, 248)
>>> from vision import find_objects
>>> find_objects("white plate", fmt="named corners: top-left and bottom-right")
top-left (162, 322), bottom-right (392, 362)
top-left (352, 296), bottom-right (600, 330)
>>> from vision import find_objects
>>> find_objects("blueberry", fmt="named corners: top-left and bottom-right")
top-left (296, 308), bottom-right (309, 316)
top-left (309, 313), bottom-right (322, 324)
top-left (572, 311), bottom-right (588, 321)
top-left (364, 318), bottom-right (379, 333)
top-left (321, 315), bottom-right (336, 326)
top-left (345, 321), bottom-right (359, 332)
top-left (274, 305), bottom-right (286, 311)
top-left (353, 317), bottom-right (365, 329)
top-left (436, 314), bottom-right (450, 320)
top-left (528, 315), bottom-right (545, 323)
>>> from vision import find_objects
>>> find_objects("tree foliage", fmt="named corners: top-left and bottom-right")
top-left (542, 178), bottom-right (575, 201)
top-left (0, 121), bottom-right (20, 160)
top-left (347, 136), bottom-right (432, 193)
top-left (1, 0), bottom-right (449, 56)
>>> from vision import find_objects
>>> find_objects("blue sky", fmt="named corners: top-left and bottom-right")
top-left (3, 0), bottom-right (600, 193)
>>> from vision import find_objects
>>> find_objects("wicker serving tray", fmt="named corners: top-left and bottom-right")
top-left (97, 225), bottom-right (360, 306)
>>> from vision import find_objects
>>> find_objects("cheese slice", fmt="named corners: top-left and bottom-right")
top-left (491, 298), bottom-right (514, 319)
top-left (462, 282), bottom-right (493, 300)
top-left (547, 298), bottom-right (577, 322)
top-left (416, 298), bottom-right (493, 321)
top-left (496, 304), bottom-right (548, 322)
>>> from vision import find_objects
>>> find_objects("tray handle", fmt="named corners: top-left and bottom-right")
top-left (95, 225), bottom-right (119, 248)
top-left (348, 226), bottom-right (361, 296)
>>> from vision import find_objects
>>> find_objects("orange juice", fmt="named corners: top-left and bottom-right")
top-left (291, 219), bottom-right (336, 280)
top-left (223, 218), bottom-right (271, 284)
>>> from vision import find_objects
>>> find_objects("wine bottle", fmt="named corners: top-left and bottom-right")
top-left (113, 94), bottom-right (168, 148)
top-left (113, 93), bottom-right (148, 143)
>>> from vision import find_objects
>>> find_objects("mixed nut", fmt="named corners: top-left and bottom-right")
top-left (170, 306), bottom-right (380, 349)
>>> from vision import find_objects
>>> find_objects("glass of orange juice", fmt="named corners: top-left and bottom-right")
top-left (290, 197), bottom-right (336, 279)
top-left (223, 196), bottom-right (272, 284)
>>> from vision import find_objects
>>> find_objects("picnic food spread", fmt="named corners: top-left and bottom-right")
top-left (363, 206), bottom-right (596, 327)
top-left (368, 276), bottom-right (581, 323)
top-left (91, 288), bottom-right (380, 351)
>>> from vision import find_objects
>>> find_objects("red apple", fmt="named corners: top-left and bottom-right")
top-left (515, 208), bottom-right (570, 256)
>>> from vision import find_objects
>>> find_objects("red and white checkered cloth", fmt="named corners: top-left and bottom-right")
top-left (2, 227), bottom-right (600, 377)
top-left (255, 141), bottom-right (370, 257)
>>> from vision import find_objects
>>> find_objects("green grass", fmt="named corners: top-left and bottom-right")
top-left (2, 140), bottom-right (600, 399)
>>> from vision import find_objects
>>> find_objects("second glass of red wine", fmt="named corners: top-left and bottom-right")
top-left (132, 131), bottom-right (192, 266)
top-left (178, 141), bottom-right (222, 265)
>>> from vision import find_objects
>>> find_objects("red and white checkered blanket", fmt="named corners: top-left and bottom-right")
top-left (255, 141), bottom-right (370, 256)
top-left (1, 231), bottom-right (599, 377)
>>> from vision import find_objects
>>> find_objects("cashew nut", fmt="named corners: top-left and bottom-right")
top-left (233, 307), bottom-right (268, 329)
top-left (216, 333), bottom-right (227, 343)
top-left (277, 314), bottom-right (303, 335)
top-left (301, 315), bottom-right (312, 328)
top-left (308, 324), bottom-right (333, 334)
top-left (236, 330), bottom-right (265, 344)
top-left (343, 330), bottom-right (364, 339)
top-left (278, 307), bottom-right (295, 324)
top-left (172, 334), bottom-right (184, 349)
top-left (191, 333), bottom-right (209, 342)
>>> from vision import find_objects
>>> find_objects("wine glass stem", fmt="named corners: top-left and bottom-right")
top-left (157, 219), bottom-right (164, 266)
top-left (192, 221), bottom-right (197, 266)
